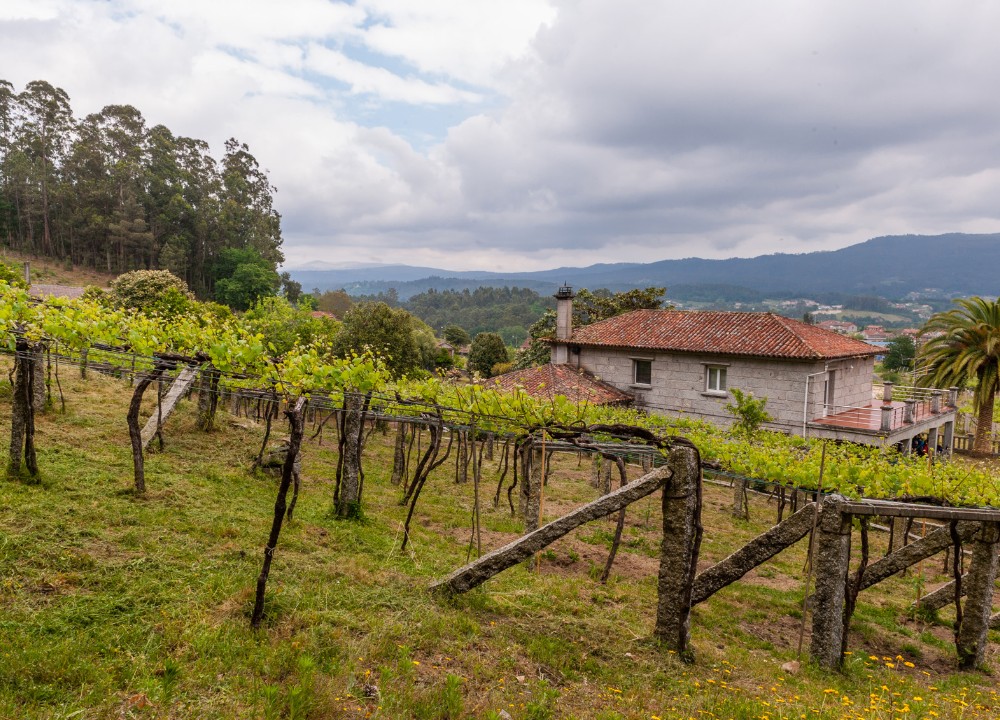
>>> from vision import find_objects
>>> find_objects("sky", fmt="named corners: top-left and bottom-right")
top-left (2, 1), bottom-right (1000, 272)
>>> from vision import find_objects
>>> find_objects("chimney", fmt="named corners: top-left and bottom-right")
top-left (552, 284), bottom-right (574, 364)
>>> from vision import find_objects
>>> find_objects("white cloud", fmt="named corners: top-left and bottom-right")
top-left (304, 45), bottom-right (482, 105)
top-left (2, 0), bottom-right (1000, 272)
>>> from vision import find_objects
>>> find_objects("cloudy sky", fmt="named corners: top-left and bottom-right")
top-left (2, 1), bottom-right (999, 271)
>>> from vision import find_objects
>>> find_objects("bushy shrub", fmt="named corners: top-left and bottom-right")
top-left (109, 270), bottom-right (194, 316)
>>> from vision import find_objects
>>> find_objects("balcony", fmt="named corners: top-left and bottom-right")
top-left (806, 383), bottom-right (958, 449)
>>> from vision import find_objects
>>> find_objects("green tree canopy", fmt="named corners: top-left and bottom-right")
top-left (314, 288), bottom-right (353, 317)
top-left (919, 296), bottom-right (1000, 453)
top-left (0, 79), bottom-right (283, 296)
top-left (332, 301), bottom-right (420, 378)
top-left (468, 332), bottom-right (509, 378)
top-left (243, 296), bottom-right (340, 356)
top-left (443, 324), bottom-right (471, 348)
top-left (212, 247), bottom-right (280, 311)
top-left (883, 335), bottom-right (916, 372)
top-left (108, 269), bottom-right (194, 315)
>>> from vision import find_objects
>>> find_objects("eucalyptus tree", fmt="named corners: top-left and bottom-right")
top-left (15, 80), bottom-right (75, 256)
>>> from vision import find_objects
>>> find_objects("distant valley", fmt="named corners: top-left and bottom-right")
top-left (288, 233), bottom-right (1000, 302)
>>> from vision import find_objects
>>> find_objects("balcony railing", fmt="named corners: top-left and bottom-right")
top-left (812, 383), bottom-right (958, 433)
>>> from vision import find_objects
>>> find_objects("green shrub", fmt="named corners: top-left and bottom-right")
top-left (108, 270), bottom-right (194, 315)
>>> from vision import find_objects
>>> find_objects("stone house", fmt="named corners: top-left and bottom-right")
top-left (546, 287), bottom-right (958, 452)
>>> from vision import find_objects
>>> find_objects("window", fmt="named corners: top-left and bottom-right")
top-left (632, 359), bottom-right (652, 386)
top-left (705, 365), bottom-right (727, 394)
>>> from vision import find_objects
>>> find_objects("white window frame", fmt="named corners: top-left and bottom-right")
top-left (631, 358), bottom-right (653, 387)
top-left (704, 365), bottom-right (728, 396)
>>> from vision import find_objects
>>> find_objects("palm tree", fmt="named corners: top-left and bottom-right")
top-left (919, 296), bottom-right (1000, 454)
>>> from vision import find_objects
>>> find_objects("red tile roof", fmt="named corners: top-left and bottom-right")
top-left (488, 364), bottom-right (632, 405)
top-left (565, 310), bottom-right (880, 360)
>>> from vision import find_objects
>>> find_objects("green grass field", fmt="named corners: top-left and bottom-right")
top-left (1, 362), bottom-right (998, 719)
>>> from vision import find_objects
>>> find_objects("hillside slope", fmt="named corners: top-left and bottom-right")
top-left (289, 233), bottom-right (1000, 299)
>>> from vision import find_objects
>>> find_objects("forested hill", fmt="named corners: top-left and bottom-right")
top-left (0, 79), bottom-right (282, 299)
top-left (291, 233), bottom-right (1000, 300)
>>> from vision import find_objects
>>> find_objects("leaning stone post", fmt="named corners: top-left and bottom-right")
top-left (654, 444), bottom-right (701, 659)
top-left (810, 495), bottom-right (853, 669)
top-left (956, 522), bottom-right (1000, 670)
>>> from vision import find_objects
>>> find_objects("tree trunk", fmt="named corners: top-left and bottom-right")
top-left (252, 397), bottom-right (306, 628)
top-left (196, 363), bottom-right (219, 431)
top-left (390, 421), bottom-right (407, 485)
top-left (7, 340), bottom-right (39, 479)
top-left (973, 386), bottom-right (996, 454)
top-left (127, 361), bottom-right (171, 493)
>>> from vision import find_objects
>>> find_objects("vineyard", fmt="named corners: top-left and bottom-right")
top-left (3, 279), bottom-right (1000, 718)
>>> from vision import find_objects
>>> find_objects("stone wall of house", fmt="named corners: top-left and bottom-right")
top-left (575, 348), bottom-right (874, 435)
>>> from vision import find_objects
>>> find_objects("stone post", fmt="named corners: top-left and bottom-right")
top-left (942, 421), bottom-right (955, 457)
top-left (732, 477), bottom-right (749, 520)
top-left (336, 392), bottom-right (365, 518)
top-left (931, 390), bottom-right (942, 414)
top-left (956, 522), bottom-right (1000, 670)
top-left (904, 399), bottom-right (916, 424)
top-left (948, 386), bottom-right (959, 409)
top-left (600, 456), bottom-right (612, 494)
top-left (927, 426), bottom-right (939, 456)
top-left (810, 495), bottom-right (853, 669)
top-left (520, 444), bottom-right (543, 534)
top-left (590, 454), bottom-right (601, 489)
top-left (654, 445), bottom-right (701, 659)
top-left (882, 381), bottom-right (894, 403)
top-left (880, 405), bottom-right (893, 433)
top-left (31, 342), bottom-right (46, 412)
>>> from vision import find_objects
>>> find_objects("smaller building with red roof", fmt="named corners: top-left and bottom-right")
top-left (488, 363), bottom-right (632, 406)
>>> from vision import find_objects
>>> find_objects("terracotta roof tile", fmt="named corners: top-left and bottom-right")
top-left (489, 364), bottom-right (632, 405)
top-left (566, 310), bottom-right (880, 360)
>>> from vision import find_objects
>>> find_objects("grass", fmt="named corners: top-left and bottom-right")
top-left (1, 359), bottom-right (999, 718)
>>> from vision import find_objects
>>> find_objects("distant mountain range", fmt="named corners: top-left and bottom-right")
top-left (287, 233), bottom-right (1000, 301)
